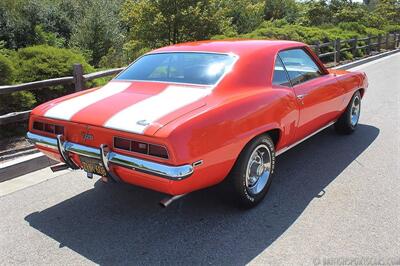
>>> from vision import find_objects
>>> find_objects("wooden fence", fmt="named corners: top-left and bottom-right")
top-left (0, 66), bottom-right (124, 125)
top-left (1, 32), bottom-right (399, 126)
top-left (310, 33), bottom-right (400, 65)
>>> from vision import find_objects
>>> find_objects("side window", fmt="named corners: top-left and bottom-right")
top-left (278, 49), bottom-right (322, 86)
top-left (272, 56), bottom-right (291, 87)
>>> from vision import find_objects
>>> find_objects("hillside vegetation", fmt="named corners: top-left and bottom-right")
top-left (0, 0), bottom-right (399, 118)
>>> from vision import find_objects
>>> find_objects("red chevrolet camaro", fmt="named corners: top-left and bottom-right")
top-left (27, 40), bottom-right (368, 208)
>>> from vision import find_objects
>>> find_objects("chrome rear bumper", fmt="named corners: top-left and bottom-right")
top-left (26, 132), bottom-right (194, 180)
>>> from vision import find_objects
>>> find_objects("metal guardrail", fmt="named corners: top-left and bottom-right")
top-left (0, 33), bottom-right (399, 126)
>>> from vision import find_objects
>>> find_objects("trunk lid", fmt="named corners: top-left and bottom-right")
top-left (42, 81), bottom-right (211, 136)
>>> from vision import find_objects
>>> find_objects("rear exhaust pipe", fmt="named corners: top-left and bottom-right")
top-left (159, 194), bottom-right (187, 208)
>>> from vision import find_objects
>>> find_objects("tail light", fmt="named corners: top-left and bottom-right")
top-left (114, 137), bottom-right (130, 150)
top-left (33, 121), bottom-right (64, 135)
top-left (114, 137), bottom-right (169, 159)
top-left (149, 144), bottom-right (169, 159)
top-left (132, 141), bottom-right (148, 154)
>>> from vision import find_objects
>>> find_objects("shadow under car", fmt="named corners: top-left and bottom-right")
top-left (25, 124), bottom-right (379, 265)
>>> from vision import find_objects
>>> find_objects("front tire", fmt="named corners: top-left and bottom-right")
top-left (335, 91), bottom-right (361, 134)
top-left (225, 135), bottom-right (275, 208)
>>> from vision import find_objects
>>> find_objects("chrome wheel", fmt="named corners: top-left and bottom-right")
top-left (350, 95), bottom-right (361, 126)
top-left (245, 144), bottom-right (272, 195)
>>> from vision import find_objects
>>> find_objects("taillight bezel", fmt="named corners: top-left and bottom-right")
top-left (113, 136), bottom-right (169, 160)
top-left (33, 121), bottom-right (64, 135)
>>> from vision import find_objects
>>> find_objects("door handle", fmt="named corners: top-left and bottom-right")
top-left (296, 94), bottom-right (307, 100)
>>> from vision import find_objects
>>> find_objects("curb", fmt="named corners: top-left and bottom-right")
top-left (1, 48), bottom-right (399, 182)
top-left (0, 152), bottom-right (57, 183)
top-left (0, 145), bottom-right (34, 157)
top-left (334, 49), bottom-right (400, 70)
top-left (0, 146), bottom-right (38, 162)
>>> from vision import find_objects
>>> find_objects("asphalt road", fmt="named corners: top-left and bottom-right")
top-left (0, 53), bottom-right (399, 266)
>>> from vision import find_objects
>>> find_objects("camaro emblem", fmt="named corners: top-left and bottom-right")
top-left (82, 133), bottom-right (94, 141)
top-left (81, 126), bottom-right (94, 141)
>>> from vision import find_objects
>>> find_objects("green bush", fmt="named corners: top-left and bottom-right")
top-left (14, 45), bottom-right (94, 83)
top-left (0, 53), bottom-right (14, 85)
top-left (214, 20), bottom-right (356, 44)
top-left (13, 45), bottom-right (95, 104)
top-left (0, 91), bottom-right (36, 115)
top-left (0, 45), bottom-right (97, 138)
top-left (0, 53), bottom-right (37, 115)
top-left (338, 22), bottom-right (367, 34)
top-left (1, 45), bottom-right (96, 117)
top-left (383, 24), bottom-right (400, 34)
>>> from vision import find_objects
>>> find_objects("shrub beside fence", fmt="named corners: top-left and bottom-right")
top-left (0, 32), bottom-right (399, 126)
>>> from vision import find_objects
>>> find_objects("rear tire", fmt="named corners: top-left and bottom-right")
top-left (224, 134), bottom-right (275, 208)
top-left (335, 91), bottom-right (361, 134)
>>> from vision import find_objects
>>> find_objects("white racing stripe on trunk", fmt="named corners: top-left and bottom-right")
top-left (44, 82), bottom-right (131, 121)
top-left (104, 85), bottom-right (210, 134)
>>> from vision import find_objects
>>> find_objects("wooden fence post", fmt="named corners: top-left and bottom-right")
top-left (352, 37), bottom-right (358, 58)
top-left (392, 33), bottom-right (395, 49)
top-left (377, 34), bottom-right (382, 52)
top-left (366, 35), bottom-right (371, 55)
top-left (336, 38), bottom-right (341, 64)
top-left (385, 34), bottom-right (389, 50)
top-left (73, 64), bottom-right (84, 92)
top-left (391, 34), bottom-right (395, 49)
top-left (332, 39), bottom-right (337, 65)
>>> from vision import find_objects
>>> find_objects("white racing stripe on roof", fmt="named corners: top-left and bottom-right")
top-left (44, 82), bottom-right (130, 121)
top-left (104, 85), bottom-right (210, 134)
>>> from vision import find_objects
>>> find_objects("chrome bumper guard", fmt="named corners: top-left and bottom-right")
top-left (26, 132), bottom-right (194, 181)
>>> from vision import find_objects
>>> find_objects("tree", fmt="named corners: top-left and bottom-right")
top-left (373, 0), bottom-right (400, 25)
top-left (0, 0), bottom-right (77, 49)
top-left (333, 3), bottom-right (368, 23)
top-left (302, 0), bottom-right (333, 26)
top-left (120, 0), bottom-right (227, 51)
top-left (70, 0), bottom-right (125, 67)
top-left (220, 0), bottom-right (265, 34)
top-left (264, 0), bottom-right (300, 22)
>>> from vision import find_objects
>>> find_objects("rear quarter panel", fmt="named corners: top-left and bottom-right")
top-left (155, 87), bottom-right (299, 191)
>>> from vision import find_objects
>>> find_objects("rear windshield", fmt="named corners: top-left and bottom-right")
top-left (115, 52), bottom-right (236, 85)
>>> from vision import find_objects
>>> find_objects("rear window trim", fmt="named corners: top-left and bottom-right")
top-left (114, 51), bottom-right (239, 87)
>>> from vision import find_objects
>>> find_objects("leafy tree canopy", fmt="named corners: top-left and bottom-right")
top-left (120, 0), bottom-right (228, 47)
top-left (0, 0), bottom-right (399, 136)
